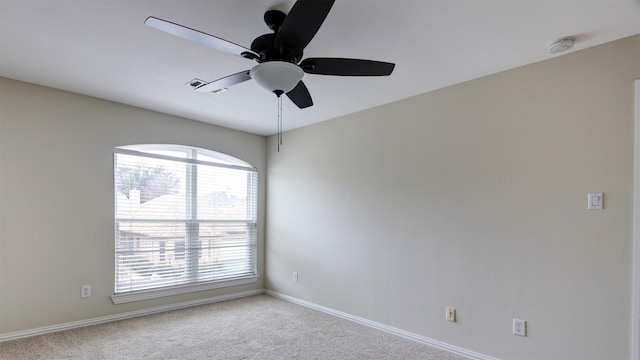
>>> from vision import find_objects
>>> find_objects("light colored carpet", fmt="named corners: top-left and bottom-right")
top-left (0, 294), bottom-right (466, 359)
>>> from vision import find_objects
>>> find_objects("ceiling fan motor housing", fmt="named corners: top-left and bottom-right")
top-left (251, 34), bottom-right (303, 63)
top-left (251, 10), bottom-right (304, 63)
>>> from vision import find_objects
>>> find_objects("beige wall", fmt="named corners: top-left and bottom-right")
top-left (0, 78), bottom-right (267, 333)
top-left (266, 35), bottom-right (640, 359)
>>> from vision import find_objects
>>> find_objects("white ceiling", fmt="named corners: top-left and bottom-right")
top-left (1, 0), bottom-right (639, 136)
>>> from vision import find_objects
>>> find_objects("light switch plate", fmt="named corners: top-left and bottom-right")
top-left (81, 285), bottom-right (91, 298)
top-left (587, 192), bottom-right (603, 210)
top-left (446, 307), bottom-right (456, 322)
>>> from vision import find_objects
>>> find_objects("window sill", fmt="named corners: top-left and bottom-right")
top-left (110, 275), bottom-right (260, 304)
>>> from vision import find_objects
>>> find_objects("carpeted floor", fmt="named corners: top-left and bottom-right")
top-left (0, 294), bottom-right (466, 359)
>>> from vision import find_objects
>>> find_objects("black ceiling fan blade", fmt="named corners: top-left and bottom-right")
top-left (286, 81), bottom-right (313, 109)
top-left (300, 58), bottom-right (395, 76)
top-left (195, 70), bottom-right (252, 93)
top-left (145, 17), bottom-right (259, 60)
top-left (275, 0), bottom-right (335, 53)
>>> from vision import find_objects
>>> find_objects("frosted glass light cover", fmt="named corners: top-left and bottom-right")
top-left (250, 61), bottom-right (304, 94)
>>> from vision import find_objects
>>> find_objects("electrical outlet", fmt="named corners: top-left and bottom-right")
top-left (513, 319), bottom-right (526, 336)
top-left (81, 285), bottom-right (91, 298)
top-left (446, 307), bottom-right (456, 322)
top-left (292, 272), bottom-right (298, 282)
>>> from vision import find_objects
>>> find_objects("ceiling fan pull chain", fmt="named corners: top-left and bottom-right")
top-left (277, 95), bottom-right (283, 152)
top-left (279, 95), bottom-right (283, 146)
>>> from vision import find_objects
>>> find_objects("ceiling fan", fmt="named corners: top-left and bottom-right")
top-left (145, 0), bottom-right (395, 109)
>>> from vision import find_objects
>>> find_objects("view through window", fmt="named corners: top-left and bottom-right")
top-left (113, 145), bottom-right (257, 295)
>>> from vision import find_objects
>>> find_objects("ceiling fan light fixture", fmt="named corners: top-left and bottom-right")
top-left (250, 61), bottom-right (303, 95)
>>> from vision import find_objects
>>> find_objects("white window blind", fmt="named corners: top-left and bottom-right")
top-left (113, 145), bottom-right (257, 295)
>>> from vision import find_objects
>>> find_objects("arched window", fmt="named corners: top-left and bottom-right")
top-left (111, 144), bottom-right (258, 303)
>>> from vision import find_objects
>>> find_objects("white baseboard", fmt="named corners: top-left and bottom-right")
top-left (265, 290), bottom-right (497, 360)
top-left (3, 288), bottom-right (495, 360)
top-left (0, 289), bottom-right (264, 342)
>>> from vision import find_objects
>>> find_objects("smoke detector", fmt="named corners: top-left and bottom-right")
top-left (547, 37), bottom-right (575, 54)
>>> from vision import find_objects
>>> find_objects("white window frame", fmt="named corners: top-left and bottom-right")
top-left (111, 145), bottom-right (258, 304)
